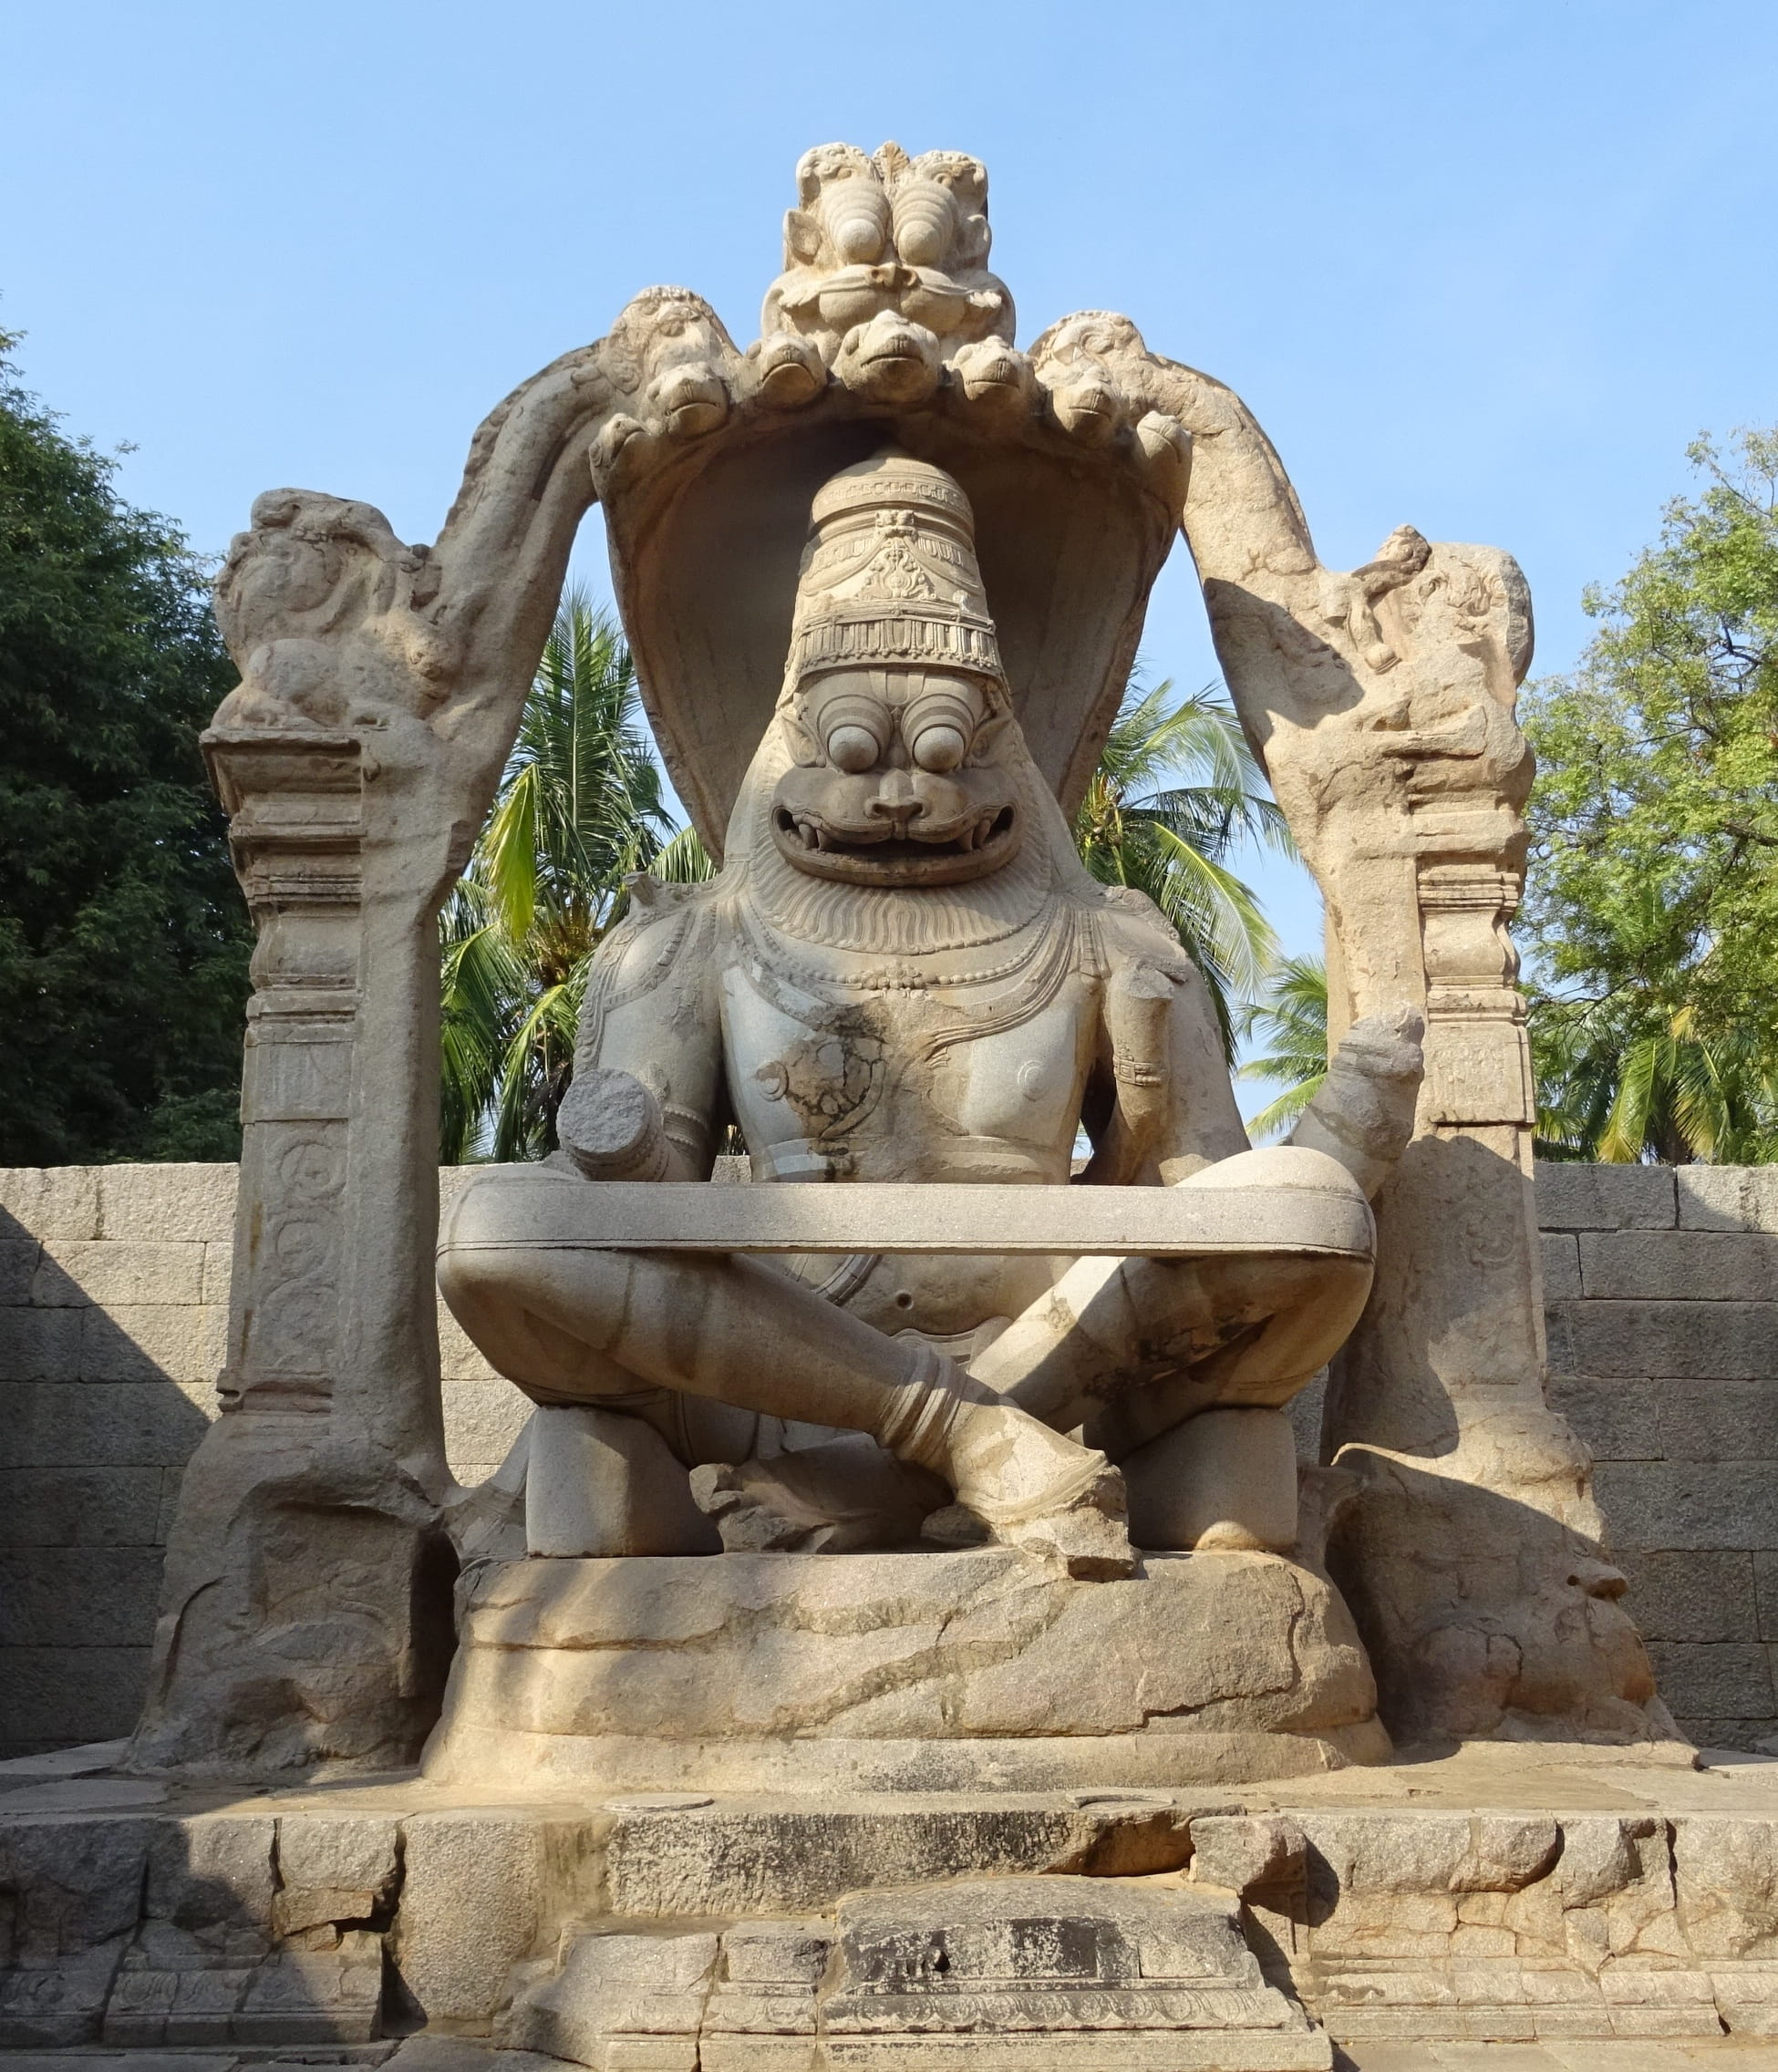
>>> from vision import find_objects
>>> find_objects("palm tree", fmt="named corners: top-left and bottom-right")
top-left (1232, 956), bottom-right (1778, 1163)
top-left (1531, 995), bottom-right (1778, 1164)
top-left (1073, 675), bottom-right (1291, 1057)
top-left (1236, 955), bottom-right (1328, 1141)
top-left (439, 593), bottom-right (710, 1161)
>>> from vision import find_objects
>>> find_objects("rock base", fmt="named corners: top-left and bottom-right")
top-left (421, 1547), bottom-right (1386, 1791)
top-left (2, 1740), bottom-right (1767, 2056)
top-left (511, 1877), bottom-right (1329, 2069)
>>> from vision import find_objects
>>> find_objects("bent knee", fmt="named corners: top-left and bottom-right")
top-left (1176, 1143), bottom-right (1366, 1201)
top-left (435, 1237), bottom-right (502, 1315)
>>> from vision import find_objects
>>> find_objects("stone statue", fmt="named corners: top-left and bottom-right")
top-left (137, 136), bottom-right (1669, 1780)
top-left (437, 447), bottom-right (1425, 1582)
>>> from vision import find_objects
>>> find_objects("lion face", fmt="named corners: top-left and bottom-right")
top-left (770, 665), bottom-right (1022, 887)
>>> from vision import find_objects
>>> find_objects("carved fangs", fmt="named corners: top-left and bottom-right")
top-left (772, 802), bottom-right (1018, 882)
top-left (779, 806), bottom-right (1013, 856)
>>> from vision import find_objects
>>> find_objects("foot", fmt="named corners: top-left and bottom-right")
top-left (876, 1343), bottom-right (1135, 1579)
top-left (943, 1397), bottom-right (1135, 1580)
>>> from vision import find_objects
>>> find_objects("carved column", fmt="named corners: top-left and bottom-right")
top-left (131, 729), bottom-right (458, 1775)
top-left (219, 732), bottom-right (363, 1415)
top-left (123, 314), bottom-right (615, 1772)
top-left (1315, 843), bottom-right (1668, 1742)
top-left (1328, 859), bottom-right (1548, 1452)
top-left (1411, 861), bottom-right (1546, 1403)
top-left (1121, 344), bottom-right (1669, 1743)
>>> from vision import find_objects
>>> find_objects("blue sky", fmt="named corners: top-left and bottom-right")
top-left (5, 0), bottom-right (1774, 1108)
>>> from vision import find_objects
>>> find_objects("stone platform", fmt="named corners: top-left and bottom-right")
top-left (421, 1549), bottom-right (1388, 1793)
top-left (7, 1741), bottom-right (1778, 2060)
top-left (19, 2040), bottom-right (1778, 2072)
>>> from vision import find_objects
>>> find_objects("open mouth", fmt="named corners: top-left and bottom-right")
top-left (774, 805), bottom-right (1016, 863)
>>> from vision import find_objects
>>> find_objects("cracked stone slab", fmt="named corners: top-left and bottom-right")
top-left (424, 1548), bottom-right (1382, 1793)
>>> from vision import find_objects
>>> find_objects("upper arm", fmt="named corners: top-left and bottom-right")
top-left (574, 892), bottom-right (723, 1179)
top-left (1079, 950), bottom-right (1249, 1187)
top-left (1153, 962), bottom-right (1251, 1181)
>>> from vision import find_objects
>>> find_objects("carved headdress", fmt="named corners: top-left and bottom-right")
top-left (783, 450), bottom-right (1004, 696)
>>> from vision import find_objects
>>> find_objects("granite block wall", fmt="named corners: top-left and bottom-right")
top-left (1540, 1162), bottom-right (1778, 1754)
top-left (0, 1164), bottom-right (530, 1758)
top-left (3, 1159), bottom-right (1775, 1758)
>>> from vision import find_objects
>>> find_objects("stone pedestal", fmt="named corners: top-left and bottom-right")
top-left (4, 1738), bottom-right (1772, 2057)
top-left (420, 1549), bottom-right (1388, 1792)
top-left (511, 1876), bottom-right (1331, 2069)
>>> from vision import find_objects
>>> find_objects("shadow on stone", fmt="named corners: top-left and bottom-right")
top-left (0, 1201), bottom-right (215, 1760)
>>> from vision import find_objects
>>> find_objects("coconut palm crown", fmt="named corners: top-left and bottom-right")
top-left (1072, 675), bottom-right (1292, 1059)
top-left (439, 593), bottom-right (708, 1161)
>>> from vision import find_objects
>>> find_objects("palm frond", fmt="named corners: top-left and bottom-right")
top-left (1074, 670), bottom-right (1287, 1060)
top-left (652, 826), bottom-right (718, 883)
top-left (490, 979), bottom-right (582, 1162)
top-left (440, 593), bottom-right (693, 1161)
top-left (1531, 984), bottom-right (1778, 1164)
top-left (479, 765), bottom-right (542, 943)
top-left (1597, 1036), bottom-right (1663, 1163)
top-left (1244, 1073), bottom-right (1327, 1142)
top-left (439, 923), bottom-right (529, 1161)
top-left (1236, 955), bottom-right (1329, 1143)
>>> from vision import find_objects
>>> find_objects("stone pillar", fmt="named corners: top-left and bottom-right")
top-left (219, 732), bottom-right (365, 1418)
top-left (130, 729), bottom-right (460, 1774)
top-left (1109, 340), bottom-right (1670, 1745)
top-left (1315, 851), bottom-right (1669, 1744)
top-left (1408, 861), bottom-right (1546, 1407)
top-left (129, 337), bottom-right (622, 1774)
top-left (1330, 861), bottom-right (1545, 1450)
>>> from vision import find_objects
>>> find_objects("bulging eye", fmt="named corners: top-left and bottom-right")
top-left (827, 724), bottom-right (882, 773)
top-left (911, 723), bottom-right (967, 772)
top-left (812, 680), bottom-right (891, 772)
top-left (902, 680), bottom-right (982, 773)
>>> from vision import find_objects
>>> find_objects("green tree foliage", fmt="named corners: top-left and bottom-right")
top-left (0, 332), bottom-right (250, 1164)
top-left (1236, 954), bottom-right (1328, 1141)
top-left (1072, 675), bottom-right (1291, 1059)
top-left (1522, 429), bottom-right (1778, 1162)
top-left (439, 594), bottom-right (709, 1161)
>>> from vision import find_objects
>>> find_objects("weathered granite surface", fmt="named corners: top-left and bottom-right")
top-left (6, 1743), bottom-right (1778, 2054)
top-left (6, 1160), bottom-right (1775, 1759)
top-left (421, 1548), bottom-right (1386, 1792)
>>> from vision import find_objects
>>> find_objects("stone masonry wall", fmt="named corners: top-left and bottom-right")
top-left (3, 1159), bottom-right (1775, 1758)
top-left (0, 1165), bottom-right (530, 1758)
top-left (1540, 1161), bottom-right (1778, 1756)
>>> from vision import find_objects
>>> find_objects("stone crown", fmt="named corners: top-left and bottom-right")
top-left (787, 450), bottom-right (1004, 690)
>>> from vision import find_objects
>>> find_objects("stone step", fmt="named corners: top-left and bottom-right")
top-left (8, 1747), bottom-right (1778, 2053)
top-left (508, 1878), bottom-right (1328, 2068)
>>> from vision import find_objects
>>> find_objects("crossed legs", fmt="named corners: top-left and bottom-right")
top-left (438, 1149), bottom-right (1373, 1565)
top-left (437, 1184), bottom-right (1132, 1575)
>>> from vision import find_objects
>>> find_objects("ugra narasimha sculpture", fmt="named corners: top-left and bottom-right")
top-left (438, 449), bottom-right (1422, 1579)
